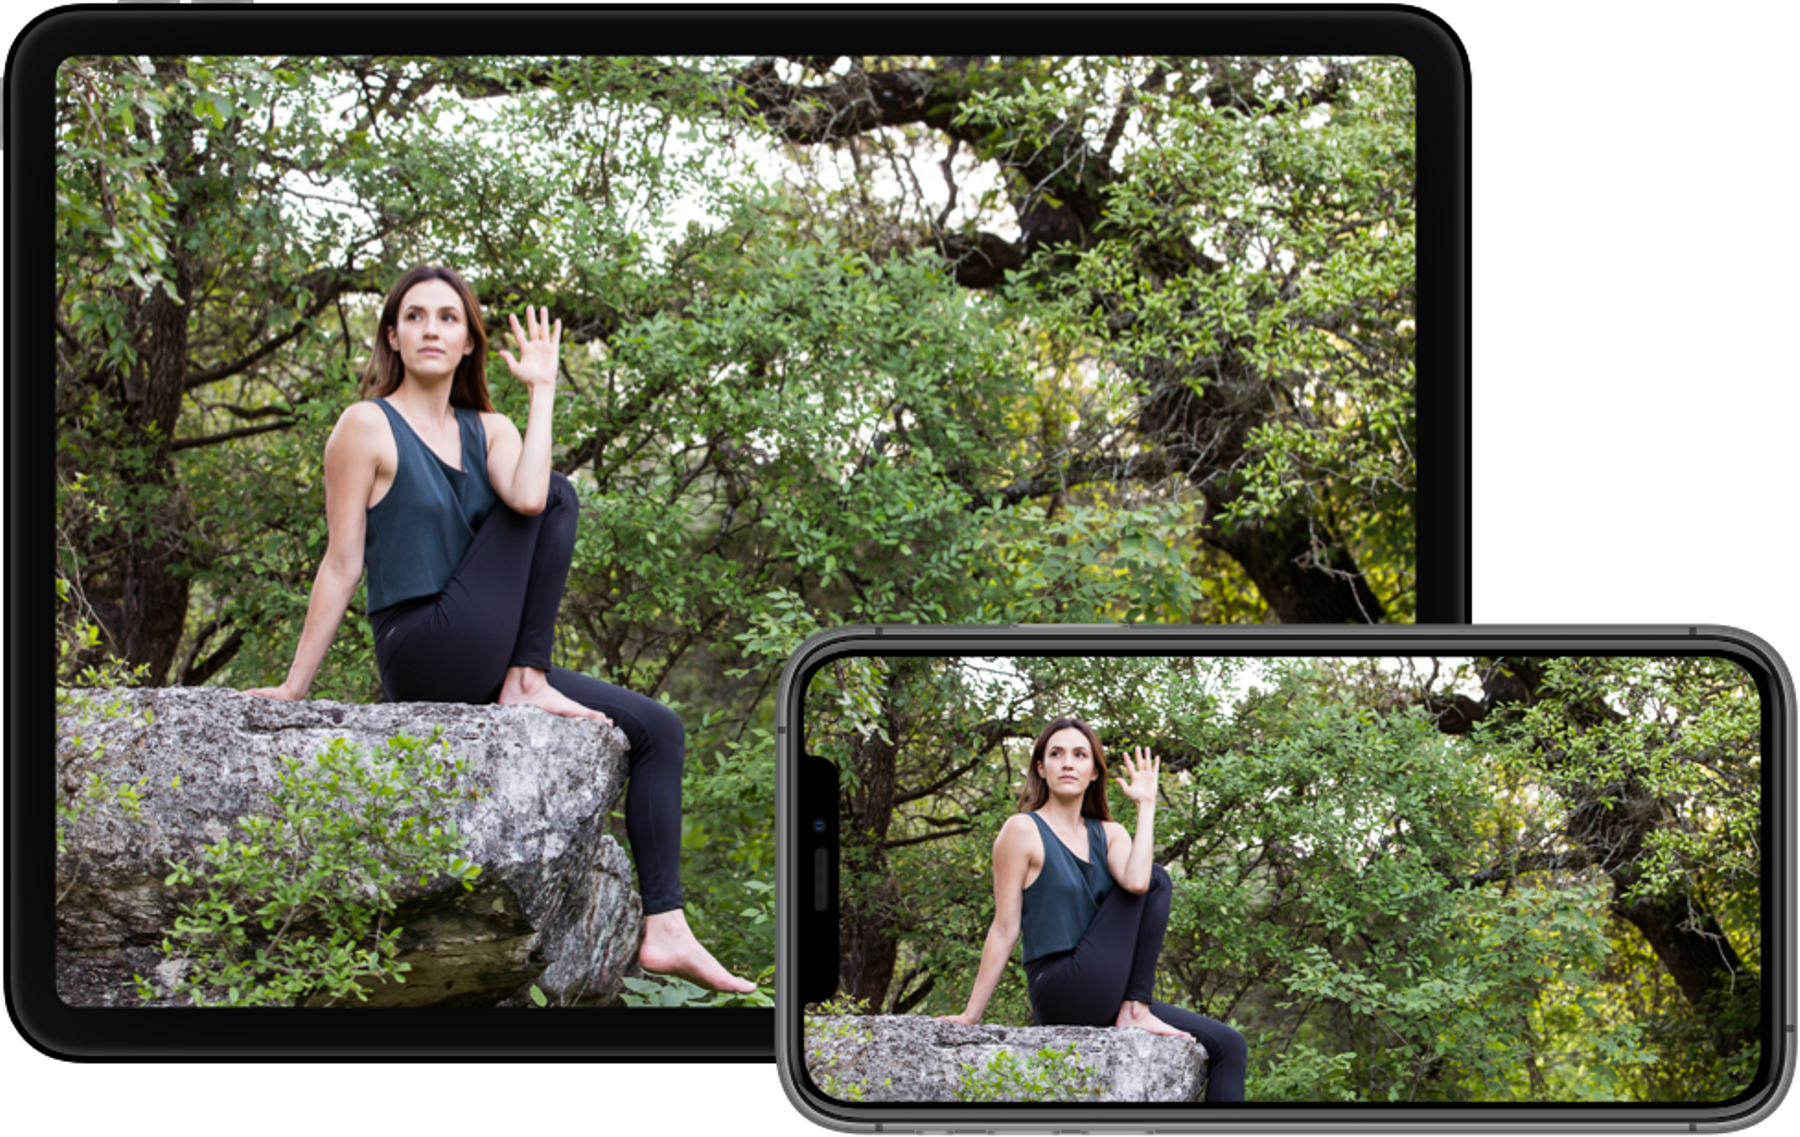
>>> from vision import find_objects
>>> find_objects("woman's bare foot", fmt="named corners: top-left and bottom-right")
top-left (1116, 1000), bottom-right (1195, 1041)
top-left (498, 666), bottom-right (612, 725)
top-left (639, 909), bottom-right (757, 994)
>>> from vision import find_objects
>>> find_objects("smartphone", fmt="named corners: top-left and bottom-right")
top-left (776, 625), bottom-right (1794, 1130)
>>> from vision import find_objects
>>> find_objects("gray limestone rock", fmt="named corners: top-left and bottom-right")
top-left (802, 1015), bottom-right (1209, 1103)
top-left (55, 687), bottom-right (641, 1008)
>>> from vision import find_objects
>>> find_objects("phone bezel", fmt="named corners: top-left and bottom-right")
top-left (775, 625), bottom-right (1796, 1130)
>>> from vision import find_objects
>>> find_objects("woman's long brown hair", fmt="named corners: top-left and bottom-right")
top-left (1015, 716), bottom-right (1113, 821)
top-left (357, 264), bottom-right (497, 412)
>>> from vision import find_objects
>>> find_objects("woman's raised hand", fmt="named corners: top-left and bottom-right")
top-left (1113, 745), bottom-right (1161, 808)
top-left (498, 305), bottom-right (562, 391)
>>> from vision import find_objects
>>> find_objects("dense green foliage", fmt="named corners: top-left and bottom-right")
top-left (55, 56), bottom-right (1418, 986)
top-left (55, 534), bottom-right (154, 882)
top-left (804, 655), bottom-right (1764, 1103)
top-left (144, 730), bottom-right (482, 1007)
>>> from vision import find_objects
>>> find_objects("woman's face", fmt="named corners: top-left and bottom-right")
top-left (1038, 727), bottom-right (1099, 800)
top-left (386, 279), bottom-right (474, 383)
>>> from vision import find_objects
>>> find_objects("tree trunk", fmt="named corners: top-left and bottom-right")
top-left (123, 260), bottom-right (197, 684)
top-left (1613, 876), bottom-right (1760, 1058)
top-left (1203, 511), bottom-right (1387, 624)
top-left (838, 699), bottom-right (903, 1008)
top-left (76, 93), bottom-right (207, 687)
top-left (1140, 366), bottom-right (1387, 624)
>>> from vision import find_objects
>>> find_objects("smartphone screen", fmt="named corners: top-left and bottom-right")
top-left (778, 628), bottom-right (1791, 1127)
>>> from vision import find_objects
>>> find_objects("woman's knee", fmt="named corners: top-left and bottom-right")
top-left (1213, 1021), bottom-right (1248, 1064)
top-left (641, 697), bottom-right (686, 757)
top-left (1150, 863), bottom-right (1172, 893)
top-left (547, 471), bottom-right (578, 512)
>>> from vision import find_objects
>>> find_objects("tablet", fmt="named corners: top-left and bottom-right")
top-left (14, 5), bottom-right (1469, 1059)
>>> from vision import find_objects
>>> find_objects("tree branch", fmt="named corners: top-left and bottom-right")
top-left (178, 624), bottom-right (246, 687)
top-left (879, 827), bottom-right (974, 852)
top-left (966, 448), bottom-right (1175, 510)
top-left (183, 265), bottom-right (384, 390)
top-left (170, 420), bottom-right (297, 452)
top-left (1445, 849), bottom-right (1595, 890)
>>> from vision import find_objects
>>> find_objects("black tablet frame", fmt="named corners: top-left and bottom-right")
top-left (10, 5), bottom-right (1469, 1060)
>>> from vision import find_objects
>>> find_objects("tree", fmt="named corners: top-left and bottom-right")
top-left (58, 57), bottom-right (404, 683)
top-left (1438, 657), bottom-right (1763, 1066)
top-left (716, 55), bottom-right (1418, 621)
top-left (56, 54), bottom-right (1419, 687)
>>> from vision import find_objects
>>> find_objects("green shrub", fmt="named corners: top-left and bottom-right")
top-left (55, 569), bottom-right (155, 892)
top-left (618, 968), bottom-right (774, 1008)
top-left (141, 729), bottom-right (481, 1007)
top-left (954, 1044), bottom-right (1108, 1103)
top-left (803, 997), bottom-right (882, 1101)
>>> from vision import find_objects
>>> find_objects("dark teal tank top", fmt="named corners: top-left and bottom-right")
top-left (1019, 812), bottom-right (1114, 963)
top-left (363, 398), bottom-right (498, 613)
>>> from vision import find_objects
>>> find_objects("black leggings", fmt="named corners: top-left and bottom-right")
top-left (370, 472), bottom-right (685, 915)
top-left (1023, 865), bottom-right (1247, 1103)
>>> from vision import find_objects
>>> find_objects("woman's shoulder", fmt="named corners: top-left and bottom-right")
top-left (1098, 817), bottom-right (1130, 845)
top-left (339, 398), bottom-right (388, 425)
top-left (998, 811), bottom-right (1044, 842)
top-left (476, 409), bottom-right (520, 446)
top-left (329, 400), bottom-right (392, 447)
top-left (995, 812), bottom-right (1044, 858)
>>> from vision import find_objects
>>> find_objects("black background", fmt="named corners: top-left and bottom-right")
top-left (7, 22), bottom-right (1792, 1115)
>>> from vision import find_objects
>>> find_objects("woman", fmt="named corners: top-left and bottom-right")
top-left (248, 264), bottom-right (752, 994)
top-left (938, 716), bottom-right (1246, 1102)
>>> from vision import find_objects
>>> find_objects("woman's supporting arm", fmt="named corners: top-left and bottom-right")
top-left (939, 815), bottom-right (1034, 1024)
top-left (944, 916), bottom-right (1021, 1026)
top-left (248, 404), bottom-right (379, 700)
top-left (267, 551), bottom-right (364, 698)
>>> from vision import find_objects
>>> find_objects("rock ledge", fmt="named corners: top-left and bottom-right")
top-left (802, 1014), bottom-right (1209, 1102)
top-left (56, 687), bottom-right (639, 1008)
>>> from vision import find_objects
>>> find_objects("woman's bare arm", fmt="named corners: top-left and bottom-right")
top-left (938, 814), bottom-right (1036, 1024)
top-left (484, 307), bottom-right (561, 516)
top-left (248, 403), bottom-right (381, 700)
top-left (1105, 746), bottom-right (1161, 894)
